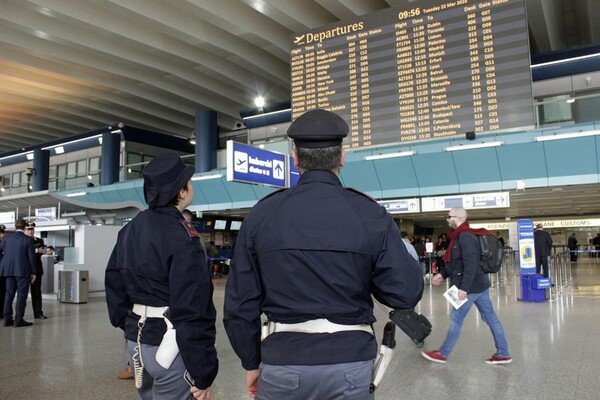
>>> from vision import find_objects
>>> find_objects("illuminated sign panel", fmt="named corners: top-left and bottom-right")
top-left (290, 0), bottom-right (533, 149)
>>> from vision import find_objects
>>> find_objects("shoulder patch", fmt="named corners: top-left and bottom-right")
top-left (180, 219), bottom-right (200, 239)
top-left (257, 187), bottom-right (288, 203)
top-left (347, 187), bottom-right (378, 204)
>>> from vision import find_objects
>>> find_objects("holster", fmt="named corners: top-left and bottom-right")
top-left (155, 316), bottom-right (179, 368)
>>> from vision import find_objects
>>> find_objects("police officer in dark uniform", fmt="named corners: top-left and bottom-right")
top-left (0, 219), bottom-right (36, 327)
top-left (223, 109), bottom-right (424, 400)
top-left (105, 153), bottom-right (218, 400)
top-left (24, 221), bottom-right (47, 319)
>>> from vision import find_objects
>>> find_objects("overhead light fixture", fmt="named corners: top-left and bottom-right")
top-left (566, 97), bottom-right (576, 104)
top-left (364, 151), bottom-right (416, 160)
top-left (255, 96), bottom-right (265, 109)
top-left (54, 146), bottom-right (65, 154)
top-left (61, 211), bottom-right (87, 217)
top-left (243, 108), bottom-right (291, 121)
top-left (26, 153), bottom-right (34, 160)
top-left (191, 174), bottom-right (223, 181)
top-left (444, 141), bottom-right (504, 151)
top-left (534, 130), bottom-right (600, 142)
top-left (65, 191), bottom-right (87, 197)
top-left (189, 133), bottom-right (196, 145)
top-left (531, 52), bottom-right (600, 68)
top-left (0, 187), bottom-right (5, 192)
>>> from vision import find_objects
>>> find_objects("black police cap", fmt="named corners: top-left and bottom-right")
top-left (287, 109), bottom-right (349, 148)
top-left (0, 224), bottom-right (5, 233)
top-left (143, 152), bottom-right (194, 208)
top-left (25, 221), bottom-right (36, 229)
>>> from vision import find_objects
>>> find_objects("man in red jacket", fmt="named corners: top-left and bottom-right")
top-left (421, 207), bottom-right (511, 365)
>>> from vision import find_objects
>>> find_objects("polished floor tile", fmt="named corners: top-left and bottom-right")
top-left (1, 257), bottom-right (599, 399)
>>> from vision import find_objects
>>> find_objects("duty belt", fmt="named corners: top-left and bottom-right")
top-left (132, 304), bottom-right (168, 319)
top-left (262, 318), bottom-right (373, 340)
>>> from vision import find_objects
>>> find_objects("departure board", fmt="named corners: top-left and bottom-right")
top-left (290, 0), bottom-right (533, 149)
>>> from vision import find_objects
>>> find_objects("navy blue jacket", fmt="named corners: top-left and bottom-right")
top-left (105, 206), bottom-right (218, 389)
top-left (0, 231), bottom-right (35, 277)
top-left (441, 231), bottom-right (490, 293)
top-left (223, 170), bottom-right (424, 370)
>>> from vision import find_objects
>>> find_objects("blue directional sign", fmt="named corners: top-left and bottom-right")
top-left (288, 155), bottom-right (300, 187)
top-left (379, 198), bottom-right (420, 214)
top-left (227, 141), bottom-right (287, 188)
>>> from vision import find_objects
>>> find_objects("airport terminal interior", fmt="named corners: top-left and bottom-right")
top-left (1, 259), bottom-right (599, 400)
top-left (2, 0), bottom-right (600, 399)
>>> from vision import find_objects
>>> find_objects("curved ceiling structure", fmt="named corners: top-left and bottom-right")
top-left (1, 0), bottom-right (600, 153)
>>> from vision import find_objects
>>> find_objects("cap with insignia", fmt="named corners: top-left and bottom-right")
top-left (287, 109), bottom-right (349, 148)
top-left (143, 152), bottom-right (194, 208)
top-left (25, 221), bottom-right (36, 229)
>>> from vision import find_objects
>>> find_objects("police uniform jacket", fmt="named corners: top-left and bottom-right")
top-left (105, 206), bottom-right (218, 389)
top-left (440, 232), bottom-right (490, 294)
top-left (32, 237), bottom-right (45, 276)
top-left (0, 231), bottom-right (35, 277)
top-left (223, 170), bottom-right (424, 370)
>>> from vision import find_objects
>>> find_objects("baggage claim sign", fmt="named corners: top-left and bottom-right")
top-left (290, 0), bottom-right (533, 149)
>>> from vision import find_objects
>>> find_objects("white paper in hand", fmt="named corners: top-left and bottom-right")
top-left (443, 285), bottom-right (468, 309)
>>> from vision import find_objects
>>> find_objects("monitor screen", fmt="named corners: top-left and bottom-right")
top-left (230, 220), bottom-right (242, 231)
top-left (214, 220), bottom-right (227, 230)
top-left (290, 0), bottom-right (533, 148)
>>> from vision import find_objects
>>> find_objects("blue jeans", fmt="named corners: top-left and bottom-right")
top-left (439, 288), bottom-right (509, 358)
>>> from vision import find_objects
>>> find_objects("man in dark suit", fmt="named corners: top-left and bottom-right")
top-left (534, 223), bottom-right (553, 278)
top-left (0, 219), bottom-right (36, 327)
top-left (0, 224), bottom-right (5, 319)
top-left (24, 221), bottom-right (47, 319)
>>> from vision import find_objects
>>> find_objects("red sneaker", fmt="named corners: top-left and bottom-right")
top-left (484, 353), bottom-right (512, 365)
top-left (421, 350), bottom-right (447, 364)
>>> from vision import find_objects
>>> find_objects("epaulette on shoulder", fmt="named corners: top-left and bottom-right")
top-left (257, 187), bottom-right (288, 203)
top-left (347, 187), bottom-right (378, 204)
top-left (180, 219), bottom-right (200, 239)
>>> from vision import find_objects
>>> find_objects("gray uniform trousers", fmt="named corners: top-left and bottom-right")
top-left (257, 360), bottom-right (375, 400)
top-left (127, 340), bottom-right (189, 400)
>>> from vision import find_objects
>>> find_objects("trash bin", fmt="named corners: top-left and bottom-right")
top-left (58, 270), bottom-right (89, 303)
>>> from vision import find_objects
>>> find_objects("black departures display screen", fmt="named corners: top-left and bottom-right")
top-left (290, 0), bottom-right (533, 149)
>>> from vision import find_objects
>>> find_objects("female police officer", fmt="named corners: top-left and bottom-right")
top-left (105, 152), bottom-right (217, 400)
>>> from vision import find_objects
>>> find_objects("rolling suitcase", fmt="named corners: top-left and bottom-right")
top-left (389, 309), bottom-right (432, 348)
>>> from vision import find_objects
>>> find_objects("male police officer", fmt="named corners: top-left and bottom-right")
top-left (24, 221), bottom-right (47, 319)
top-left (105, 153), bottom-right (218, 400)
top-left (224, 109), bottom-right (424, 400)
top-left (0, 219), bottom-right (36, 327)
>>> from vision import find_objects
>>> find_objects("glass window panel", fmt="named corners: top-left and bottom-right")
top-left (77, 160), bottom-right (87, 175)
top-left (67, 162), bottom-right (76, 176)
top-left (89, 157), bottom-right (100, 172)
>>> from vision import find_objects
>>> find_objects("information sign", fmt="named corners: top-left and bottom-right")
top-left (291, 0), bottom-right (532, 148)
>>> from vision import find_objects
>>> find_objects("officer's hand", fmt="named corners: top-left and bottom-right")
top-left (432, 273), bottom-right (443, 286)
top-left (246, 369), bottom-right (259, 398)
top-left (190, 386), bottom-right (211, 400)
top-left (30, 274), bottom-right (36, 284)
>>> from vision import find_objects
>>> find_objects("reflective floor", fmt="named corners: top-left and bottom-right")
top-left (1, 257), bottom-right (599, 399)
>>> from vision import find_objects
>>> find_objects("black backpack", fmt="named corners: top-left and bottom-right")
top-left (478, 235), bottom-right (504, 273)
